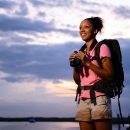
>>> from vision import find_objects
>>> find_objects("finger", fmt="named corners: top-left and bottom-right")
top-left (70, 59), bottom-right (74, 62)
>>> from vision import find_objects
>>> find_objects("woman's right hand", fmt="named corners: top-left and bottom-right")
top-left (69, 52), bottom-right (80, 84)
top-left (69, 52), bottom-right (77, 62)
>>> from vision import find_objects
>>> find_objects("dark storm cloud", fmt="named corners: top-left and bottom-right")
top-left (113, 6), bottom-right (130, 18)
top-left (0, 42), bottom-right (82, 82)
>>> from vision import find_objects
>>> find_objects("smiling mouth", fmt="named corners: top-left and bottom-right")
top-left (81, 33), bottom-right (86, 36)
top-left (81, 34), bottom-right (86, 37)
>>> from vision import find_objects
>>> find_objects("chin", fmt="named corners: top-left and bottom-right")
top-left (81, 38), bottom-right (87, 41)
top-left (82, 38), bottom-right (89, 42)
top-left (82, 37), bottom-right (92, 42)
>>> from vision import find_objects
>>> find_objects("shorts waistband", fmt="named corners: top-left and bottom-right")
top-left (81, 95), bottom-right (106, 101)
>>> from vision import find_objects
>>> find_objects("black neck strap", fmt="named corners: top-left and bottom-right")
top-left (80, 39), bottom-right (98, 52)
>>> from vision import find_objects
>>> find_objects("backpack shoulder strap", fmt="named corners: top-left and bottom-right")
top-left (94, 41), bottom-right (106, 68)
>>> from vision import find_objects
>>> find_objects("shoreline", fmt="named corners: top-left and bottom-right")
top-left (0, 117), bottom-right (129, 124)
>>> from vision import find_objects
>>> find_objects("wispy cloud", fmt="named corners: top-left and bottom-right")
top-left (113, 5), bottom-right (130, 18)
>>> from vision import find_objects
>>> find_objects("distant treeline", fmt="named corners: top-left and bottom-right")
top-left (0, 117), bottom-right (130, 124)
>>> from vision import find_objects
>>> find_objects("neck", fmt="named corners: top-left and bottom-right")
top-left (85, 39), bottom-right (95, 52)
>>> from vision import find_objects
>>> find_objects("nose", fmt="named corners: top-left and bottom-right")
top-left (80, 27), bottom-right (85, 32)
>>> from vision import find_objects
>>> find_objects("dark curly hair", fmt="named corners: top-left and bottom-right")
top-left (84, 17), bottom-right (104, 33)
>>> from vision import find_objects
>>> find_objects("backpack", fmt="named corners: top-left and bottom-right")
top-left (94, 39), bottom-right (125, 126)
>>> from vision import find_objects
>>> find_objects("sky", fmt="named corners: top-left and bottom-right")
top-left (0, 0), bottom-right (130, 118)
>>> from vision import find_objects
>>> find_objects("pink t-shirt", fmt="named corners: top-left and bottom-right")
top-left (79, 43), bottom-right (111, 98)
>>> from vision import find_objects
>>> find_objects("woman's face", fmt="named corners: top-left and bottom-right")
top-left (79, 20), bottom-right (97, 42)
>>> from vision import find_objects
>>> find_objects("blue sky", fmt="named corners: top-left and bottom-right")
top-left (0, 0), bottom-right (130, 118)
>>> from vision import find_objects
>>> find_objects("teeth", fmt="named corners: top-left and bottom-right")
top-left (82, 34), bottom-right (85, 36)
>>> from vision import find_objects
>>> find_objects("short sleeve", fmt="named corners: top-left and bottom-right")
top-left (100, 44), bottom-right (111, 59)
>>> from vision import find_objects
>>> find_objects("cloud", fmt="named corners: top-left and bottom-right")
top-left (15, 2), bottom-right (28, 16)
top-left (29, 0), bottom-right (73, 7)
top-left (0, 42), bottom-right (83, 82)
top-left (113, 6), bottom-right (130, 19)
top-left (0, 38), bottom-right (129, 84)
top-left (0, 0), bottom-right (130, 47)
top-left (0, 72), bottom-right (76, 102)
top-left (0, 14), bottom-right (54, 32)
top-left (0, 0), bottom-right (17, 9)
top-left (0, 14), bottom-right (78, 39)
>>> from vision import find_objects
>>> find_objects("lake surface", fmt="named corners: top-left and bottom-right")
top-left (0, 122), bottom-right (128, 130)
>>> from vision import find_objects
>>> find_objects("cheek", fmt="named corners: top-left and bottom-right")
top-left (88, 30), bottom-right (95, 36)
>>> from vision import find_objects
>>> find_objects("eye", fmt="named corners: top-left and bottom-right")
top-left (85, 26), bottom-right (89, 28)
top-left (79, 26), bottom-right (81, 30)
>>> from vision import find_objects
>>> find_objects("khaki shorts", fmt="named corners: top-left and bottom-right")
top-left (75, 95), bottom-right (112, 122)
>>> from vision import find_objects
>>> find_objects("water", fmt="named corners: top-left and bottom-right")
top-left (0, 122), bottom-right (128, 130)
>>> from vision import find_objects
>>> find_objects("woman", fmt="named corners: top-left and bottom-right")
top-left (69, 17), bottom-right (114, 130)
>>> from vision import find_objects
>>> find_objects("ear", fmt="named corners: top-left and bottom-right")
top-left (94, 29), bottom-right (98, 35)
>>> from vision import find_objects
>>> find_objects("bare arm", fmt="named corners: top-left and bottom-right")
top-left (73, 67), bottom-right (80, 85)
top-left (87, 57), bottom-right (114, 81)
